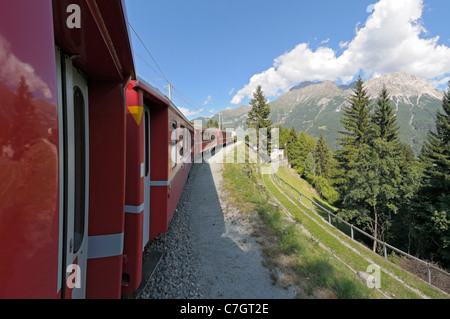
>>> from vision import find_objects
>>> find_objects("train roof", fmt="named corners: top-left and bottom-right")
top-left (132, 76), bottom-right (193, 129)
top-left (53, 0), bottom-right (136, 82)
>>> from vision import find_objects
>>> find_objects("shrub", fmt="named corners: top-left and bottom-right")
top-left (304, 174), bottom-right (339, 204)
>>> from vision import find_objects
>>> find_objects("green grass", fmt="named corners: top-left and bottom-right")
top-left (221, 145), bottom-right (381, 298)
top-left (220, 144), bottom-right (449, 299)
top-left (276, 166), bottom-right (338, 213)
top-left (262, 172), bottom-right (383, 299)
top-left (263, 171), bottom-right (450, 299)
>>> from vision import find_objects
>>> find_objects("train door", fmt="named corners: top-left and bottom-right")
top-left (143, 106), bottom-right (151, 248)
top-left (56, 49), bottom-right (89, 299)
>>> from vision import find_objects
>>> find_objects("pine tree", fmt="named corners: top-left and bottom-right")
top-left (12, 76), bottom-right (37, 160)
top-left (286, 127), bottom-right (299, 166)
top-left (340, 139), bottom-right (405, 252)
top-left (371, 86), bottom-right (400, 143)
top-left (335, 75), bottom-right (372, 195)
top-left (246, 85), bottom-right (272, 153)
top-left (297, 131), bottom-right (316, 171)
top-left (415, 81), bottom-right (450, 265)
top-left (338, 75), bottom-right (372, 152)
top-left (278, 125), bottom-right (291, 150)
top-left (337, 78), bottom-right (410, 253)
top-left (390, 142), bottom-right (423, 252)
top-left (303, 152), bottom-right (316, 178)
top-left (315, 134), bottom-right (333, 180)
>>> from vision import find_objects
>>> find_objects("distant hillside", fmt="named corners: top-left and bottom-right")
top-left (210, 72), bottom-right (444, 155)
top-left (271, 72), bottom-right (444, 154)
top-left (193, 105), bottom-right (250, 129)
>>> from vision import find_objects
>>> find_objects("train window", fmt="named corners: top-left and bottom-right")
top-left (73, 86), bottom-right (86, 254)
top-left (179, 125), bottom-right (185, 142)
top-left (180, 125), bottom-right (186, 156)
top-left (171, 121), bottom-right (177, 168)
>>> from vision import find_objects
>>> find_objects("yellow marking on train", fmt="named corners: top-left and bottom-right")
top-left (128, 106), bottom-right (144, 126)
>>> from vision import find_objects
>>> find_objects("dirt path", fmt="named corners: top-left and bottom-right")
top-left (189, 146), bottom-right (296, 299)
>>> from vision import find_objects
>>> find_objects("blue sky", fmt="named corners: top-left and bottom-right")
top-left (125, 0), bottom-right (450, 119)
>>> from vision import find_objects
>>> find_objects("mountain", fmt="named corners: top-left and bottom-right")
top-left (271, 72), bottom-right (444, 154)
top-left (211, 72), bottom-right (444, 155)
top-left (193, 104), bottom-right (251, 129)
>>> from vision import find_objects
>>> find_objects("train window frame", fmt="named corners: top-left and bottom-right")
top-left (179, 125), bottom-right (185, 158)
top-left (171, 121), bottom-right (177, 168)
top-left (73, 85), bottom-right (86, 254)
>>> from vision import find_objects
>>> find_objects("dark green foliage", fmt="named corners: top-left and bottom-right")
top-left (246, 85), bottom-right (272, 153)
top-left (308, 175), bottom-right (339, 204)
top-left (277, 125), bottom-right (291, 149)
top-left (283, 128), bottom-right (316, 175)
top-left (12, 76), bottom-right (38, 160)
top-left (371, 86), bottom-right (400, 143)
top-left (303, 152), bottom-right (316, 178)
top-left (315, 134), bottom-right (333, 180)
top-left (205, 118), bottom-right (219, 128)
top-left (339, 140), bottom-right (405, 251)
top-left (279, 77), bottom-right (449, 266)
top-left (283, 128), bottom-right (339, 204)
top-left (286, 127), bottom-right (300, 168)
top-left (335, 76), bottom-right (372, 196)
top-left (338, 75), bottom-right (372, 153)
top-left (296, 131), bottom-right (316, 174)
top-left (337, 81), bottom-right (422, 253)
top-left (414, 82), bottom-right (450, 266)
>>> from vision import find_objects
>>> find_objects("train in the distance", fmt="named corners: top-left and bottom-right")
top-left (0, 0), bottom-right (232, 299)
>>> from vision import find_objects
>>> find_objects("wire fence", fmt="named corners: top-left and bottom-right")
top-left (272, 172), bottom-right (450, 293)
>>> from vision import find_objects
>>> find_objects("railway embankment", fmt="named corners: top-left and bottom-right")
top-left (135, 144), bottom-right (296, 299)
top-left (135, 143), bottom-right (449, 299)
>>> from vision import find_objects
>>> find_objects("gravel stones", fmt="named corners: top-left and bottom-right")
top-left (134, 149), bottom-right (296, 299)
top-left (134, 164), bottom-right (204, 299)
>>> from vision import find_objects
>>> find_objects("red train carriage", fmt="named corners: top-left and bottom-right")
top-left (193, 125), bottom-right (234, 161)
top-left (122, 78), bottom-right (194, 296)
top-left (0, 0), bottom-right (226, 300)
top-left (0, 0), bottom-right (135, 298)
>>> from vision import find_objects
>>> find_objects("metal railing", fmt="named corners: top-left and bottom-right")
top-left (272, 172), bottom-right (450, 292)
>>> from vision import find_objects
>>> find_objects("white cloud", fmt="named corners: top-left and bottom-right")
top-left (0, 34), bottom-right (52, 99)
top-left (321, 38), bottom-right (330, 45)
top-left (178, 106), bottom-right (204, 117)
top-left (203, 95), bottom-right (212, 105)
top-left (367, 4), bottom-right (376, 13)
top-left (228, 88), bottom-right (235, 95)
top-left (430, 76), bottom-right (450, 88)
top-left (339, 41), bottom-right (349, 49)
top-left (231, 0), bottom-right (450, 104)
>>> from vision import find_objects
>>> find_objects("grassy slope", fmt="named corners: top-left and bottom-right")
top-left (264, 166), bottom-right (449, 299)
top-left (220, 143), bottom-right (448, 298)
top-left (221, 145), bottom-right (381, 298)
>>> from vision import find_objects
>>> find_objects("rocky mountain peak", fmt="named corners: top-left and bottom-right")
top-left (364, 71), bottom-right (444, 100)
